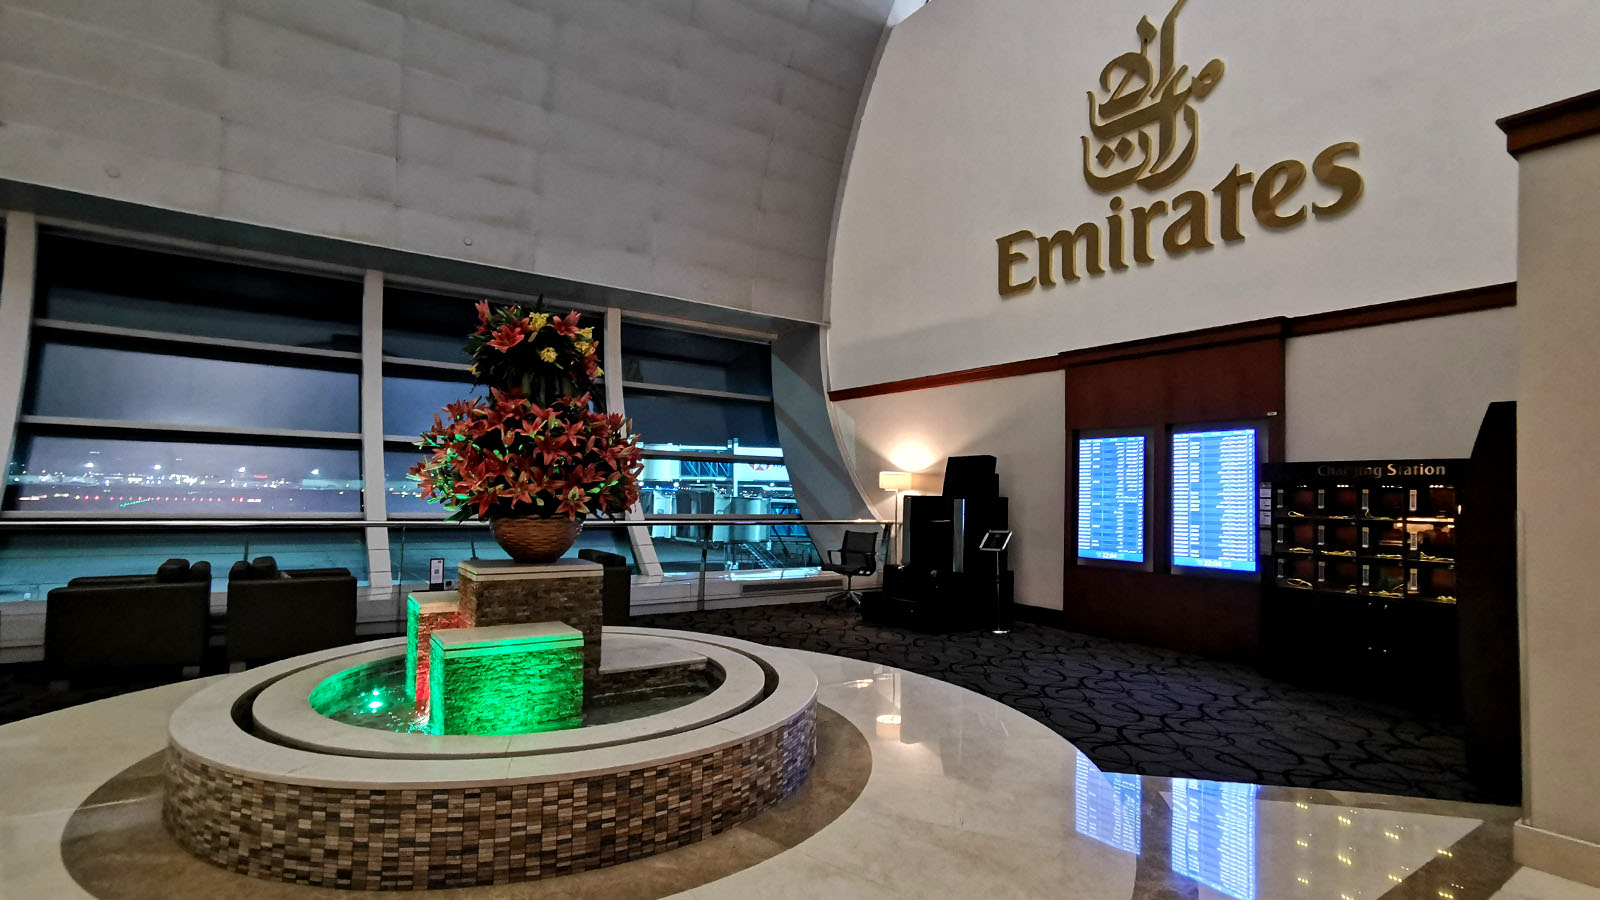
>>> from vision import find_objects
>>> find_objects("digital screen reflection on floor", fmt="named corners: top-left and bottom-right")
top-left (1170, 778), bottom-right (1260, 900)
top-left (1073, 753), bottom-right (1142, 854)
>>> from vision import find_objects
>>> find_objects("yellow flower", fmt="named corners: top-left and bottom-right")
top-left (594, 366), bottom-right (604, 377)
top-left (574, 340), bottom-right (592, 356)
top-left (530, 313), bottom-right (549, 330)
top-left (539, 347), bottom-right (558, 363)
top-left (577, 327), bottom-right (594, 340)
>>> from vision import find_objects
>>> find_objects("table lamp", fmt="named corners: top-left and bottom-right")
top-left (879, 471), bottom-right (913, 565)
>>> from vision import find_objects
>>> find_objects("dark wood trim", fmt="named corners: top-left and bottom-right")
top-left (1288, 282), bottom-right (1516, 336)
top-left (826, 354), bottom-right (1062, 401)
top-left (1059, 317), bottom-right (1287, 368)
top-left (1498, 89), bottom-right (1600, 157)
top-left (828, 282), bottom-right (1517, 402)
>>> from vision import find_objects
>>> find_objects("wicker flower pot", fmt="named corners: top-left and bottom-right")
top-left (491, 517), bottom-right (583, 564)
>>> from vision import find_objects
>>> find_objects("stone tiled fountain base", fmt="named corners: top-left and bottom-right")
top-left (161, 628), bottom-right (818, 891)
top-left (163, 701), bottom-right (814, 890)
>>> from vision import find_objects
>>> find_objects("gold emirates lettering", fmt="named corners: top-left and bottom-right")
top-left (995, 144), bottom-right (1364, 297)
top-left (995, 0), bottom-right (1365, 297)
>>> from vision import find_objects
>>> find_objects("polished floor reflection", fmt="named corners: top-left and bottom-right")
top-left (0, 647), bottom-right (1589, 900)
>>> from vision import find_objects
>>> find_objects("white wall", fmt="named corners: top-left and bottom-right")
top-left (828, 0), bottom-right (1600, 389)
top-left (1514, 133), bottom-right (1600, 881)
top-left (832, 370), bottom-right (1065, 610)
top-left (1286, 307), bottom-right (1518, 462)
top-left (0, 0), bottom-right (892, 322)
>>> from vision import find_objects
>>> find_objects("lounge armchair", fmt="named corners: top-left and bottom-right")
top-left (225, 557), bottom-right (356, 668)
top-left (45, 558), bottom-right (211, 685)
top-left (578, 549), bottom-right (632, 626)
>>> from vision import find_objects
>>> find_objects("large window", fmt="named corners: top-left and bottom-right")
top-left (6, 435), bottom-right (361, 515)
top-left (6, 234), bottom-right (363, 517)
top-left (382, 375), bottom-right (487, 439)
top-left (621, 322), bottom-right (816, 572)
top-left (27, 343), bottom-right (359, 432)
top-left (380, 287), bottom-right (605, 517)
top-left (0, 227), bottom-right (827, 601)
top-left (0, 527), bottom-right (368, 599)
top-left (35, 236), bottom-right (360, 349)
top-left (620, 323), bottom-right (772, 394)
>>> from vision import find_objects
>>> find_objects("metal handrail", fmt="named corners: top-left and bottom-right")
top-left (0, 516), bottom-right (889, 530)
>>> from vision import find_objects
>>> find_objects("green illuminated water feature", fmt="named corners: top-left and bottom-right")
top-left (309, 657), bottom-right (713, 736)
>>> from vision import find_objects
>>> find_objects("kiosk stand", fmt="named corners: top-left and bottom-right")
top-left (863, 456), bottom-right (1013, 631)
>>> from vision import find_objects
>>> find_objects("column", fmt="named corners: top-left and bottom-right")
top-left (0, 212), bottom-right (38, 474)
top-left (1502, 93), bottom-right (1600, 887)
top-left (606, 307), bottom-right (662, 577)
top-left (360, 270), bottom-right (392, 593)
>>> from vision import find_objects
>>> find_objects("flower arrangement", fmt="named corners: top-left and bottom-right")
top-left (464, 301), bottom-right (603, 401)
top-left (408, 301), bottom-right (642, 524)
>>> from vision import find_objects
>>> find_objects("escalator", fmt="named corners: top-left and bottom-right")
top-left (739, 541), bottom-right (784, 570)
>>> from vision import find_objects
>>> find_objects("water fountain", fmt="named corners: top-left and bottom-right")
top-left (161, 560), bottom-right (817, 890)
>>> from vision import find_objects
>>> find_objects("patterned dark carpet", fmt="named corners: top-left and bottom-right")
top-left (0, 603), bottom-right (1482, 802)
top-left (638, 604), bottom-right (1485, 803)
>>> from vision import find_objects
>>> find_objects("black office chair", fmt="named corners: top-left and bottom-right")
top-left (822, 530), bottom-right (878, 611)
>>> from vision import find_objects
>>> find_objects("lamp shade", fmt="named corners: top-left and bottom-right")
top-left (878, 471), bottom-right (913, 491)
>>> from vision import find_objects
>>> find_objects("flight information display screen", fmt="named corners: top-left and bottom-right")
top-left (1077, 434), bottom-right (1146, 564)
top-left (1171, 428), bottom-right (1258, 574)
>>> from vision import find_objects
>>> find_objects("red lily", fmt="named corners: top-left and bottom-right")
top-left (471, 489), bottom-right (499, 519)
top-left (551, 311), bottom-right (582, 337)
top-left (488, 323), bottom-right (526, 352)
top-left (556, 484), bottom-right (590, 518)
top-left (535, 428), bottom-right (573, 462)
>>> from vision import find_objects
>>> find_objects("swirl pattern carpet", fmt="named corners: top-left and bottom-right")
top-left (637, 604), bottom-right (1484, 802)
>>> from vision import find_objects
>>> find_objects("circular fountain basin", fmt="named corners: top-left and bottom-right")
top-left (250, 633), bottom-right (766, 759)
top-left (162, 627), bottom-right (817, 891)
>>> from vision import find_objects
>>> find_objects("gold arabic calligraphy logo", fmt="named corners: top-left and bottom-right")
top-left (1082, 0), bottom-right (1224, 194)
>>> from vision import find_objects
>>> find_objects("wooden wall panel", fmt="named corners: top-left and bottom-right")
top-left (1061, 328), bottom-right (1286, 660)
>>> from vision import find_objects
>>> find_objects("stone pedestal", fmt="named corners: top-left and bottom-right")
top-left (405, 591), bottom-right (464, 711)
top-left (458, 559), bottom-right (604, 682)
top-left (428, 622), bottom-right (584, 736)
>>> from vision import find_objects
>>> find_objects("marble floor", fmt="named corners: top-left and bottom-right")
top-left (0, 647), bottom-right (1593, 900)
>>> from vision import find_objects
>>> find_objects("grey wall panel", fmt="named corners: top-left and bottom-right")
top-left (0, 0), bottom-right (892, 323)
top-left (772, 324), bottom-right (876, 557)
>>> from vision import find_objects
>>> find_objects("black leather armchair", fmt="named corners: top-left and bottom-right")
top-left (225, 557), bottom-right (356, 668)
top-left (45, 558), bottom-right (211, 684)
top-left (821, 531), bottom-right (878, 611)
top-left (578, 549), bottom-right (631, 626)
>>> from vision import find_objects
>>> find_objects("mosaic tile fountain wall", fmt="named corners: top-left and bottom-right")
top-left (405, 594), bottom-right (463, 711)
top-left (162, 700), bottom-right (815, 890)
top-left (459, 568), bottom-right (603, 681)
top-left (427, 631), bottom-right (584, 737)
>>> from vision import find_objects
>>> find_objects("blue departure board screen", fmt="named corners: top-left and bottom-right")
top-left (1077, 434), bottom-right (1146, 564)
top-left (1171, 428), bottom-right (1258, 574)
